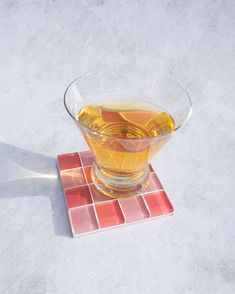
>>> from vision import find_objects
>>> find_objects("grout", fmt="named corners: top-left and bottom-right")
top-left (72, 211), bottom-right (174, 237)
top-left (64, 183), bottom-right (165, 202)
top-left (79, 150), bottom-right (94, 168)
top-left (142, 188), bottom-right (164, 195)
top-left (60, 165), bottom-right (154, 174)
top-left (138, 195), bottom-right (151, 219)
top-left (58, 152), bottom-right (81, 171)
top-left (82, 164), bottom-right (100, 230)
top-left (77, 152), bottom-right (83, 167)
top-left (140, 193), bottom-right (152, 217)
top-left (68, 209), bottom-right (75, 236)
top-left (69, 203), bottom-right (95, 211)
top-left (117, 199), bottom-right (127, 224)
top-left (60, 165), bottom-right (93, 173)
top-left (136, 194), bottom-right (151, 219)
top-left (64, 182), bottom-right (93, 191)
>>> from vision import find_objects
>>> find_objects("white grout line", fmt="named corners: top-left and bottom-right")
top-left (140, 193), bottom-right (151, 217)
top-left (60, 165), bottom-right (93, 174)
top-left (69, 203), bottom-right (94, 211)
top-left (60, 164), bottom-right (153, 174)
top-left (142, 188), bottom-right (164, 195)
top-left (80, 158), bottom-right (94, 168)
top-left (117, 199), bottom-right (127, 223)
top-left (72, 211), bottom-right (174, 237)
top-left (64, 184), bottom-right (164, 201)
top-left (82, 165), bottom-right (100, 229)
top-left (68, 209), bottom-right (75, 236)
top-left (63, 182), bottom-right (93, 191)
top-left (79, 152), bottom-right (85, 167)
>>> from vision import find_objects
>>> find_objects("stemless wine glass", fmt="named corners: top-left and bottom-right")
top-left (64, 70), bottom-right (192, 198)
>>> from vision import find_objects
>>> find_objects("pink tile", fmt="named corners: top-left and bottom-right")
top-left (69, 206), bottom-right (99, 235)
top-left (144, 191), bottom-right (174, 217)
top-left (119, 196), bottom-right (150, 222)
top-left (89, 184), bottom-right (111, 203)
top-left (61, 168), bottom-right (86, 189)
top-left (65, 186), bottom-right (93, 208)
top-left (95, 201), bottom-right (125, 228)
top-left (144, 173), bottom-right (163, 193)
top-left (58, 153), bottom-right (81, 171)
top-left (79, 151), bottom-right (94, 167)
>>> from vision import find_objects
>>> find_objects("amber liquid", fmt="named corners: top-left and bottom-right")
top-left (76, 101), bottom-right (175, 173)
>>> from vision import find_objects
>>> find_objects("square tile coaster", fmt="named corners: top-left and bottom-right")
top-left (58, 151), bottom-right (174, 237)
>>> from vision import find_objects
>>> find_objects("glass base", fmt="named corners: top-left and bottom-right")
top-left (91, 161), bottom-right (150, 198)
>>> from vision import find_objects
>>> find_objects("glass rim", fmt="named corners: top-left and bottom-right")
top-left (64, 72), bottom-right (192, 142)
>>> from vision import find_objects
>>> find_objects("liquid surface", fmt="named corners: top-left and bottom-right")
top-left (77, 104), bottom-right (175, 138)
top-left (76, 102), bottom-right (175, 173)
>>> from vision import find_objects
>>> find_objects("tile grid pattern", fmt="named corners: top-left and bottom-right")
top-left (80, 156), bottom-right (101, 230)
top-left (58, 151), bottom-right (174, 237)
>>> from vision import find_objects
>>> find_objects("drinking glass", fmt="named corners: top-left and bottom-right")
top-left (64, 70), bottom-right (192, 198)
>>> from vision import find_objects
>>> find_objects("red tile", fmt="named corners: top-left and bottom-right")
top-left (84, 166), bottom-right (92, 184)
top-left (149, 163), bottom-right (154, 173)
top-left (95, 201), bottom-right (125, 228)
top-left (144, 191), bottom-right (174, 217)
top-left (61, 168), bottom-right (86, 189)
top-left (69, 206), bottom-right (99, 235)
top-left (119, 196), bottom-right (150, 222)
top-left (144, 173), bottom-right (163, 193)
top-left (58, 153), bottom-right (81, 171)
top-left (89, 184), bottom-right (111, 203)
top-left (79, 151), bottom-right (94, 167)
top-left (65, 186), bottom-right (93, 208)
